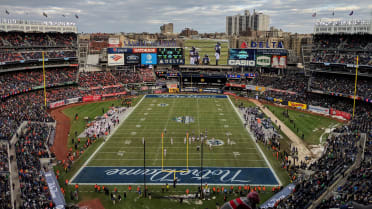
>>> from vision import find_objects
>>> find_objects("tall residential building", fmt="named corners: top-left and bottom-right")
top-left (160, 23), bottom-right (174, 34)
top-left (226, 10), bottom-right (270, 35)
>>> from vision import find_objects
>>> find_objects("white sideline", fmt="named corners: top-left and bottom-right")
top-left (227, 96), bottom-right (282, 186)
top-left (69, 95), bottom-right (146, 184)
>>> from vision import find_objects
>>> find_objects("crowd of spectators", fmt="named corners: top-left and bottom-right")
top-left (252, 73), bottom-right (308, 93)
top-left (0, 67), bottom-right (78, 97)
top-left (15, 123), bottom-right (54, 209)
top-left (79, 71), bottom-right (119, 88)
top-left (0, 50), bottom-right (77, 63)
top-left (0, 143), bottom-right (11, 208)
top-left (79, 70), bottom-right (154, 87)
top-left (313, 34), bottom-right (372, 51)
top-left (138, 68), bottom-right (156, 82)
top-left (110, 70), bottom-right (142, 84)
top-left (310, 74), bottom-right (372, 99)
top-left (0, 32), bottom-right (76, 48)
top-left (0, 174), bottom-right (11, 209)
top-left (0, 91), bottom-right (54, 140)
top-left (316, 161), bottom-right (371, 209)
top-left (0, 143), bottom-right (9, 172)
top-left (268, 132), bottom-right (361, 209)
top-left (312, 34), bottom-right (372, 66)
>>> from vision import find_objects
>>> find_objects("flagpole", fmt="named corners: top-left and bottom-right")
top-left (42, 51), bottom-right (47, 108)
top-left (352, 56), bottom-right (358, 118)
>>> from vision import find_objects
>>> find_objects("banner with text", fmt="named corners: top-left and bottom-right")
top-left (308, 105), bottom-right (329, 115)
top-left (329, 108), bottom-right (351, 120)
top-left (82, 95), bottom-right (102, 102)
top-left (72, 166), bottom-right (279, 185)
top-left (288, 101), bottom-right (307, 110)
top-left (108, 54), bottom-right (124, 66)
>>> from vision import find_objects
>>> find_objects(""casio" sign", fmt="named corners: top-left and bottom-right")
top-left (228, 60), bottom-right (255, 66)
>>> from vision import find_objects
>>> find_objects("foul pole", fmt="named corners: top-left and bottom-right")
top-left (42, 51), bottom-right (47, 108)
top-left (352, 56), bottom-right (358, 118)
top-left (161, 132), bottom-right (164, 169)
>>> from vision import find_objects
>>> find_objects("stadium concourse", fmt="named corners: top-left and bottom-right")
top-left (0, 27), bottom-right (370, 209)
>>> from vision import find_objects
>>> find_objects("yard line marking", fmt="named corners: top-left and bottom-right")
top-left (101, 146), bottom-right (258, 150)
top-left (69, 95), bottom-right (146, 184)
top-left (91, 158), bottom-right (265, 161)
top-left (233, 152), bottom-right (240, 158)
top-left (98, 152), bottom-right (258, 155)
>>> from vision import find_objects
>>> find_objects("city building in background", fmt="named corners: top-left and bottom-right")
top-left (226, 9), bottom-right (270, 36)
top-left (160, 23), bottom-right (174, 34)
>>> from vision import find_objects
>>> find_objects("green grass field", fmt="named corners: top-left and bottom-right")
top-left (88, 96), bottom-right (266, 168)
top-left (184, 40), bottom-right (229, 65)
top-left (55, 96), bottom-right (299, 209)
top-left (265, 104), bottom-right (340, 145)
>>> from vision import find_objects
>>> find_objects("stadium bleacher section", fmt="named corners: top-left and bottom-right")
top-left (0, 67), bottom-right (78, 98)
top-left (15, 123), bottom-right (54, 209)
top-left (311, 34), bottom-right (372, 66)
top-left (0, 32), bottom-right (76, 48)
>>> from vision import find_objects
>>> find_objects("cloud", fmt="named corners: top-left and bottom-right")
top-left (85, 1), bottom-right (106, 6)
top-left (1, 0), bottom-right (372, 33)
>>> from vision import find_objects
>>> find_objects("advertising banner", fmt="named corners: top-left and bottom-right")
top-left (246, 85), bottom-right (256, 90)
top-left (107, 48), bottom-right (132, 54)
top-left (108, 54), bottom-right (124, 66)
top-left (271, 55), bottom-right (287, 68)
top-left (273, 98), bottom-right (283, 103)
top-left (108, 37), bottom-right (120, 48)
top-left (157, 48), bottom-right (184, 65)
top-left (229, 49), bottom-right (255, 60)
top-left (49, 100), bottom-right (65, 109)
top-left (44, 171), bottom-right (66, 209)
top-left (141, 53), bottom-right (157, 65)
top-left (225, 83), bottom-right (246, 88)
top-left (256, 55), bottom-right (271, 67)
top-left (166, 83), bottom-right (178, 89)
top-left (260, 184), bottom-right (295, 208)
top-left (308, 105), bottom-right (329, 115)
top-left (255, 86), bottom-right (266, 92)
top-left (102, 91), bottom-right (127, 97)
top-left (288, 101), bottom-right (307, 110)
top-left (228, 48), bottom-right (256, 66)
top-left (133, 48), bottom-right (157, 53)
top-left (65, 97), bottom-right (81, 105)
top-left (329, 108), bottom-right (351, 120)
top-left (124, 53), bottom-right (140, 64)
top-left (90, 84), bottom-right (123, 90)
top-left (82, 95), bottom-right (102, 102)
top-left (256, 49), bottom-right (288, 56)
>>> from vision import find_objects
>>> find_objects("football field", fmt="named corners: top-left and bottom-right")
top-left (71, 95), bottom-right (279, 185)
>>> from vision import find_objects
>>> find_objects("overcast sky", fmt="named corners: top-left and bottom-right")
top-left (1, 0), bottom-right (372, 34)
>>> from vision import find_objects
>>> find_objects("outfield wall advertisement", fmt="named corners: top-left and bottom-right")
top-left (256, 55), bottom-right (271, 67)
top-left (288, 101), bottom-right (307, 110)
top-left (308, 105), bottom-right (329, 115)
top-left (329, 108), bottom-right (351, 120)
top-left (228, 48), bottom-right (288, 68)
top-left (108, 54), bottom-right (124, 66)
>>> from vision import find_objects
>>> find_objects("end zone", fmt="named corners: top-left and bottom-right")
top-left (70, 166), bottom-right (279, 186)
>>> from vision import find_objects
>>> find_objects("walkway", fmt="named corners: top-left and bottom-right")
top-left (249, 99), bottom-right (312, 164)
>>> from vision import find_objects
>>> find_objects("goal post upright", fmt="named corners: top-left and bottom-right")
top-left (161, 131), bottom-right (189, 174)
top-left (161, 132), bottom-right (164, 170)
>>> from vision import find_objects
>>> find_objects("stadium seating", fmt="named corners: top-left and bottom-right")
top-left (311, 34), bottom-right (372, 66)
top-left (0, 67), bottom-right (78, 98)
top-left (15, 123), bottom-right (54, 209)
top-left (0, 32), bottom-right (76, 48)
